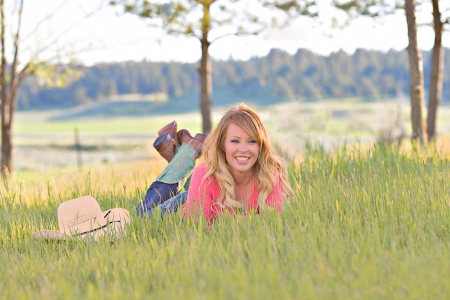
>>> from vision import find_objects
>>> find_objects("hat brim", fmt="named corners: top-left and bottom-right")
top-left (33, 208), bottom-right (130, 242)
top-left (33, 230), bottom-right (68, 242)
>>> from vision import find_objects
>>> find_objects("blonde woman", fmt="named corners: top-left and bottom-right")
top-left (183, 103), bottom-right (293, 222)
top-left (137, 103), bottom-right (293, 223)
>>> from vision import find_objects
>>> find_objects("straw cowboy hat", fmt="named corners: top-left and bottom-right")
top-left (33, 196), bottom-right (130, 241)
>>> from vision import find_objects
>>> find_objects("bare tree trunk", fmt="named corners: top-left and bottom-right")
top-left (198, 3), bottom-right (212, 134)
top-left (0, 0), bottom-right (23, 176)
top-left (0, 0), bottom-right (12, 176)
top-left (405, 0), bottom-right (427, 145)
top-left (1, 111), bottom-right (13, 176)
top-left (426, 0), bottom-right (443, 142)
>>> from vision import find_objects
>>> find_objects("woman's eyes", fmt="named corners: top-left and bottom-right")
top-left (230, 139), bottom-right (257, 144)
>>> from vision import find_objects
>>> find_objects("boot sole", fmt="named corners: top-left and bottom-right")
top-left (153, 133), bottom-right (176, 162)
top-left (153, 133), bottom-right (170, 149)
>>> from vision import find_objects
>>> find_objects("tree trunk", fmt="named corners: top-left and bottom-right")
top-left (198, 4), bottom-right (212, 134)
top-left (0, 0), bottom-right (12, 176)
top-left (1, 108), bottom-right (13, 176)
top-left (405, 0), bottom-right (427, 145)
top-left (426, 0), bottom-right (443, 142)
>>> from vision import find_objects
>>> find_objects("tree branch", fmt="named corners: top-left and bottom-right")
top-left (17, 61), bottom-right (31, 83)
top-left (28, 1), bottom-right (108, 58)
top-left (0, 0), bottom-right (6, 109)
top-left (209, 31), bottom-right (258, 44)
top-left (21, 0), bottom-right (72, 42)
top-left (9, 0), bottom-right (24, 120)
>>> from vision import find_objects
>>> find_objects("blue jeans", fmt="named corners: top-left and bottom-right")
top-left (136, 181), bottom-right (188, 217)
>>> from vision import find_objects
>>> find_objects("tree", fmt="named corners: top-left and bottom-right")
top-left (334, 0), bottom-right (445, 143)
top-left (0, 0), bottom-right (105, 176)
top-left (405, 0), bottom-right (426, 144)
top-left (112, 0), bottom-right (317, 134)
top-left (426, 0), bottom-right (443, 141)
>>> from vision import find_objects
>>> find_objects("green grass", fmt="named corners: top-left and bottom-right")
top-left (15, 115), bottom-right (203, 136)
top-left (1, 144), bottom-right (450, 299)
top-left (16, 99), bottom-right (450, 156)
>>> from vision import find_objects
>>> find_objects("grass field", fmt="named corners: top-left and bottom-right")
top-left (16, 97), bottom-right (450, 140)
top-left (2, 143), bottom-right (450, 299)
top-left (5, 99), bottom-right (450, 298)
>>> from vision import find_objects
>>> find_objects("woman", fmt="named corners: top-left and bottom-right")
top-left (136, 103), bottom-right (293, 223)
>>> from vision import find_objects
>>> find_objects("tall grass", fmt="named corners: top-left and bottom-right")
top-left (1, 144), bottom-right (450, 299)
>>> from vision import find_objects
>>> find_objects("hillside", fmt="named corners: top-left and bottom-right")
top-left (17, 48), bottom-right (446, 110)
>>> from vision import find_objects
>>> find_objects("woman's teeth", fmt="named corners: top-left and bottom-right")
top-left (236, 157), bottom-right (249, 161)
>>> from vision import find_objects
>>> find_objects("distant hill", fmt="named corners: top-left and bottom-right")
top-left (17, 48), bottom-right (444, 111)
top-left (47, 87), bottom-right (288, 120)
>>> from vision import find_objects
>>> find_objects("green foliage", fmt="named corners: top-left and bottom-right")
top-left (2, 145), bottom-right (450, 298)
top-left (17, 48), bottom-right (446, 110)
top-left (333, 0), bottom-right (403, 19)
top-left (33, 64), bottom-right (82, 89)
top-left (111, 0), bottom-right (318, 39)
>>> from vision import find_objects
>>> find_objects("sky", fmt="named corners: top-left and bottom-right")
top-left (10, 0), bottom-right (448, 65)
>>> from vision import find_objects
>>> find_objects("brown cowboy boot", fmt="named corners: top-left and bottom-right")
top-left (158, 120), bottom-right (177, 141)
top-left (153, 132), bottom-right (177, 163)
top-left (177, 129), bottom-right (207, 160)
top-left (154, 121), bottom-right (178, 162)
top-left (155, 130), bottom-right (207, 185)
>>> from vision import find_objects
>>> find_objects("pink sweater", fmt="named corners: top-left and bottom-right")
top-left (183, 162), bottom-right (283, 223)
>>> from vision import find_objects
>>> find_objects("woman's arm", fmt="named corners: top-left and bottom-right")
top-left (183, 163), bottom-right (216, 222)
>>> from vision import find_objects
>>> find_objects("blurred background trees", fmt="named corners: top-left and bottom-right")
top-left (334, 0), bottom-right (450, 144)
top-left (18, 48), bottom-right (448, 109)
top-left (111, 0), bottom-right (317, 134)
top-left (5, 0), bottom-right (450, 174)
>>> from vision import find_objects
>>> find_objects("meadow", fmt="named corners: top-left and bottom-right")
top-left (13, 98), bottom-right (450, 170)
top-left (3, 100), bottom-right (450, 299)
top-left (2, 143), bottom-right (450, 299)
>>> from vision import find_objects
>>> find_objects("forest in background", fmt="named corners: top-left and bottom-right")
top-left (17, 48), bottom-right (448, 110)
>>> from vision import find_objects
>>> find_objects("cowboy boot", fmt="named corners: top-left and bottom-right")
top-left (153, 132), bottom-right (177, 163)
top-left (154, 121), bottom-right (178, 162)
top-left (156, 130), bottom-right (207, 184)
top-left (177, 129), bottom-right (207, 159)
top-left (158, 120), bottom-right (178, 143)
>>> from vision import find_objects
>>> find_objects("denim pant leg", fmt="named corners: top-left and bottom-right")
top-left (136, 181), bottom-right (178, 217)
top-left (146, 191), bottom-right (188, 219)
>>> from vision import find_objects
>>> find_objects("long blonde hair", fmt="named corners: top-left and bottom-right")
top-left (202, 103), bottom-right (293, 209)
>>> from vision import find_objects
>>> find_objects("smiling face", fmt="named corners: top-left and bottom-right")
top-left (223, 123), bottom-right (260, 178)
